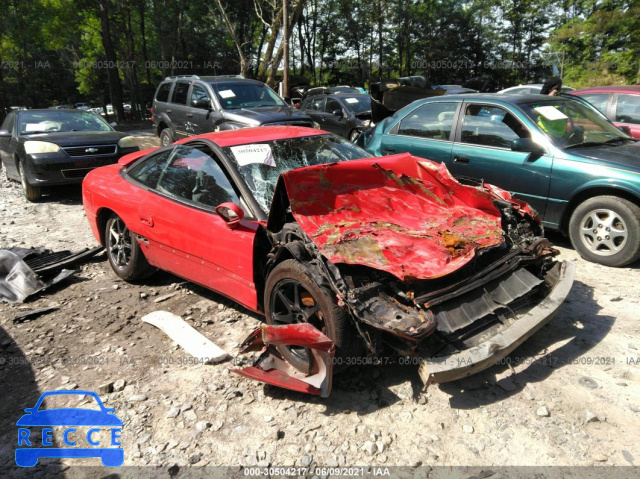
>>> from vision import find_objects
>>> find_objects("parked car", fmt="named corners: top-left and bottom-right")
top-left (152, 75), bottom-right (313, 146)
top-left (498, 84), bottom-right (574, 95)
top-left (82, 125), bottom-right (573, 397)
top-left (301, 86), bottom-right (363, 101)
top-left (362, 93), bottom-right (640, 267)
top-left (0, 109), bottom-right (139, 201)
top-left (73, 102), bottom-right (91, 111)
top-left (300, 93), bottom-right (372, 141)
top-left (569, 86), bottom-right (640, 139)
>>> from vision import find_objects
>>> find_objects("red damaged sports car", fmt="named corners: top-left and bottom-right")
top-left (82, 126), bottom-right (574, 397)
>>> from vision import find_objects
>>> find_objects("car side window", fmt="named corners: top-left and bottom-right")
top-left (325, 99), bottom-right (341, 113)
top-left (170, 82), bottom-right (190, 105)
top-left (127, 149), bottom-right (174, 188)
top-left (397, 102), bottom-right (458, 140)
top-left (580, 94), bottom-right (609, 116)
top-left (155, 83), bottom-right (172, 103)
top-left (310, 97), bottom-right (324, 111)
top-left (189, 84), bottom-right (210, 108)
top-left (156, 145), bottom-right (239, 209)
top-left (461, 104), bottom-right (530, 148)
top-left (616, 94), bottom-right (640, 125)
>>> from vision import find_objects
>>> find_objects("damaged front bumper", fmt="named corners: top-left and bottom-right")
top-left (234, 261), bottom-right (574, 397)
top-left (418, 260), bottom-right (575, 385)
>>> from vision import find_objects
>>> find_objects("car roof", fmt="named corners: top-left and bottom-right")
top-left (178, 126), bottom-right (326, 147)
top-left (415, 93), bottom-right (565, 103)
top-left (571, 85), bottom-right (640, 94)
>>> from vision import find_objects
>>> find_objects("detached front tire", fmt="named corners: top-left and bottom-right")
top-left (18, 161), bottom-right (42, 202)
top-left (264, 259), bottom-right (361, 373)
top-left (105, 215), bottom-right (154, 280)
top-left (569, 195), bottom-right (640, 267)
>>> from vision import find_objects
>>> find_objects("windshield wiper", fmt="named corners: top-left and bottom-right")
top-left (21, 131), bottom-right (48, 135)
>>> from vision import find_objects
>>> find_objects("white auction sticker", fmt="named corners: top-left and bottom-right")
top-left (218, 89), bottom-right (236, 99)
top-left (230, 144), bottom-right (276, 167)
top-left (344, 98), bottom-right (359, 104)
top-left (534, 106), bottom-right (568, 121)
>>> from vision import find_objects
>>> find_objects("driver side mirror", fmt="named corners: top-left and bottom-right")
top-left (511, 138), bottom-right (545, 154)
top-left (191, 98), bottom-right (210, 110)
top-left (215, 202), bottom-right (244, 229)
top-left (332, 109), bottom-right (344, 118)
top-left (0, 129), bottom-right (10, 138)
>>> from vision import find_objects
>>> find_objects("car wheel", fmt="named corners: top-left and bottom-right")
top-left (17, 161), bottom-right (42, 202)
top-left (349, 129), bottom-right (360, 143)
top-left (160, 129), bottom-right (174, 146)
top-left (568, 195), bottom-right (640, 267)
top-left (105, 215), bottom-right (155, 280)
top-left (264, 259), bottom-right (362, 373)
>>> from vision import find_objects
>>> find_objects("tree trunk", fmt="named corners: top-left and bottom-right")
top-left (99, 0), bottom-right (125, 123)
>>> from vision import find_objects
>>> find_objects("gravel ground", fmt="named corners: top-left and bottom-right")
top-left (1, 135), bottom-right (640, 478)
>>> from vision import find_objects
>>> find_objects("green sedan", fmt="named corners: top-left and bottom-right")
top-left (363, 93), bottom-right (640, 267)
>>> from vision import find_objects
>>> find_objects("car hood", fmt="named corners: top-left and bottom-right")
top-left (19, 131), bottom-right (126, 147)
top-left (16, 408), bottom-right (123, 427)
top-left (271, 153), bottom-right (506, 281)
top-left (222, 107), bottom-right (312, 125)
top-left (568, 141), bottom-right (640, 170)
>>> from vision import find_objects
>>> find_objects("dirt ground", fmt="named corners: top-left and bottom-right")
top-left (1, 132), bottom-right (640, 478)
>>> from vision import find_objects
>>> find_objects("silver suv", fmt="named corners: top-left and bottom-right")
top-left (153, 75), bottom-right (313, 145)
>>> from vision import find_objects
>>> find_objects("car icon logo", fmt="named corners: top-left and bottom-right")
top-left (15, 390), bottom-right (124, 467)
top-left (85, 147), bottom-right (99, 153)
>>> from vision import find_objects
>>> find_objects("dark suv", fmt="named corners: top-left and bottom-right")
top-left (153, 75), bottom-right (314, 145)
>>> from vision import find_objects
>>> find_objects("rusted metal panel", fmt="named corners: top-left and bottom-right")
top-left (281, 154), bottom-right (505, 281)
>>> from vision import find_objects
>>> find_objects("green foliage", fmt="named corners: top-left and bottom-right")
top-left (1, 0), bottom-right (639, 113)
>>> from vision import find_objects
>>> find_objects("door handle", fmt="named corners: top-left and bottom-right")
top-left (166, 109), bottom-right (172, 114)
top-left (454, 156), bottom-right (470, 164)
top-left (139, 213), bottom-right (154, 227)
top-left (186, 113), bottom-right (193, 118)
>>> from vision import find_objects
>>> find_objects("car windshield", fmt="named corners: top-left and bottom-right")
top-left (520, 98), bottom-right (628, 148)
top-left (18, 111), bottom-right (112, 135)
top-left (342, 96), bottom-right (372, 115)
top-left (223, 134), bottom-right (370, 212)
top-left (210, 81), bottom-right (286, 110)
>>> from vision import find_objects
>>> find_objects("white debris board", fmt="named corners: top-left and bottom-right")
top-left (141, 311), bottom-right (230, 364)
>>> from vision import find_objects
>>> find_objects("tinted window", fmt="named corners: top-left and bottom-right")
top-left (325, 99), bottom-right (341, 113)
top-left (156, 83), bottom-right (172, 103)
top-left (397, 102), bottom-right (458, 140)
top-left (189, 84), bottom-right (210, 108)
top-left (127, 149), bottom-right (174, 188)
top-left (157, 145), bottom-right (239, 208)
top-left (461, 105), bottom-right (529, 148)
top-left (341, 96), bottom-right (371, 115)
top-left (170, 82), bottom-right (190, 105)
top-left (579, 93), bottom-right (609, 115)
top-left (616, 94), bottom-right (640, 125)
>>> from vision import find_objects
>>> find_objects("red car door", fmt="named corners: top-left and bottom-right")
top-left (135, 144), bottom-right (260, 311)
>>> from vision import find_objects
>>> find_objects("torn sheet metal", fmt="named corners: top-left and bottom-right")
top-left (279, 154), bottom-right (505, 281)
top-left (232, 323), bottom-right (335, 397)
top-left (141, 311), bottom-right (230, 364)
top-left (0, 250), bottom-right (74, 303)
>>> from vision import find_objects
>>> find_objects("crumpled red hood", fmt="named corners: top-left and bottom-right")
top-left (279, 153), bottom-right (506, 280)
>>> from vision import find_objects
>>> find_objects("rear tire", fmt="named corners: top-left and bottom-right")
top-left (105, 215), bottom-right (155, 280)
top-left (18, 161), bottom-right (42, 202)
top-left (264, 259), bottom-right (362, 373)
top-left (568, 195), bottom-right (640, 267)
top-left (160, 128), bottom-right (173, 146)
